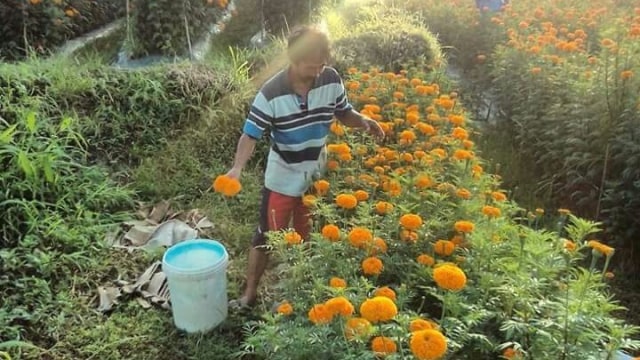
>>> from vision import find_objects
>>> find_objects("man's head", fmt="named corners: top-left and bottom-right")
top-left (287, 25), bottom-right (331, 82)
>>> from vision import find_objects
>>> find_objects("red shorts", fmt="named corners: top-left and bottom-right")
top-left (252, 187), bottom-right (311, 247)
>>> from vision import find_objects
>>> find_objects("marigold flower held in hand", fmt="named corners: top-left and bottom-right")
top-left (371, 336), bottom-right (397, 355)
top-left (344, 317), bottom-right (372, 340)
top-left (410, 329), bottom-right (448, 360)
top-left (417, 254), bottom-right (435, 266)
top-left (374, 286), bottom-right (396, 301)
top-left (277, 301), bottom-right (293, 315)
top-left (433, 264), bottom-right (467, 291)
top-left (362, 256), bottom-right (383, 276)
top-left (329, 277), bottom-right (347, 288)
top-left (325, 296), bottom-right (355, 317)
top-left (308, 304), bottom-right (333, 325)
top-left (454, 220), bottom-right (475, 233)
top-left (284, 231), bottom-right (302, 245)
top-left (321, 224), bottom-right (341, 242)
top-left (359, 296), bottom-right (397, 323)
top-left (336, 193), bottom-right (358, 209)
top-left (433, 240), bottom-right (455, 256)
top-left (349, 227), bottom-right (373, 248)
top-left (212, 175), bottom-right (242, 197)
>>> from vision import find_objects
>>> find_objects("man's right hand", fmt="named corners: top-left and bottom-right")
top-left (225, 167), bottom-right (242, 180)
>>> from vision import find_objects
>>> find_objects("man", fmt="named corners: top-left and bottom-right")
top-left (226, 25), bottom-right (384, 309)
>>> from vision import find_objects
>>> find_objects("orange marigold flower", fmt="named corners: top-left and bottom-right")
top-left (415, 174), bottom-right (433, 189)
top-left (503, 347), bottom-right (522, 359)
top-left (401, 229), bottom-right (419, 243)
top-left (491, 191), bottom-right (507, 201)
top-left (348, 227), bottom-right (373, 248)
top-left (354, 190), bottom-right (369, 201)
top-left (212, 175), bottom-right (242, 197)
top-left (330, 121), bottom-right (345, 136)
top-left (410, 318), bottom-right (436, 332)
top-left (406, 111), bottom-right (420, 124)
top-left (359, 296), bottom-right (397, 323)
top-left (587, 239), bottom-right (615, 257)
top-left (558, 208), bottom-right (571, 215)
top-left (303, 194), bottom-right (317, 207)
top-left (327, 159), bottom-right (339, 170)
top-left (375, 201), bottom-right (394, 215)
top-left (456, 188), bottom-right (472, 199)
top-left (329, 277), bottom-right (347, 288)
top-left (452, 149), bottom-right (473, 161)
top-left (621, 70), bottom-right (634, 80)
top-left (601, 38), bottom-right (616, 48)
top-left (448, 114), bottom-right (465, 126)
top-left (308, 304), bottom-right (333, 325)
top-left (482, 205), bottom-right (502, 218)
top-left (451, 235), bottom-right (464, 246)
top-left (431, 148), bottom-right (447, 159)
top-left (374, 286), bottom-right (397, 301)
top-left (277, 301), bottom-right (293, 315)
top-left (322, 224), bottom-right (341, 242)
top-left (284, 231), bottom-right (303, 245)
top-left (369, 237), bottom-right (388, 255)
top-left (344, 317), bottom-right (372, 340)
top-left (400, 130), bottom-right (417, 143)
top-left (563, 239), bottom-right (576, 251)
top-left (454, 220), bottom-right (475, 233)
top-left (314, 179), bottom-right (330, 195)
top-left (371, 336), bottom-right (397, 355)
top-left (433, 264), bottom-right (467, 291)
top-left (336, 193), bottom-right (358, 209)
top-left (400, 214), bottom-right (423, 231)
top-left (362, 256), bottom-right (384, 276)
top-left (410, 329), bottom-right (448, 360)
top-left (433, 240), bottom-right (455, 256)
top-left (531, 67), bottom-right (542, 75)
top-left (417, 254), bottom-right (435, 266)
top-left (452, 127), bottom-right (468, 140)
top-left (325, 296), bottom-right (355, 317)
top-left (416, 123), bottom-right (436, 136)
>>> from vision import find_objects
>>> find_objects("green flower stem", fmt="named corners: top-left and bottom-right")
top-left (440, 291), bottom-right (447, 323)
top-left (576, 254), bottom-right (598, 317)
top-left (601, 254), bottom-right (613, 281)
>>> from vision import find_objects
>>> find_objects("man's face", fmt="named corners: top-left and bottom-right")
top-left (292, 56), bottom-right (326, 82)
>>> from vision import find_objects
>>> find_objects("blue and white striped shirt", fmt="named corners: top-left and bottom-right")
top-left (243, 66), bottom-right (352, 196)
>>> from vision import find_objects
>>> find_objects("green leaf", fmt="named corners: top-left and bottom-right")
top-left (17, 151), bottom-right (35, 178)
top-left (0, 124), bottom-right (18, 144)
top-left (25, 112), bottom-right (37, 134)
top-left (42, 155), bottom-right (55, 184)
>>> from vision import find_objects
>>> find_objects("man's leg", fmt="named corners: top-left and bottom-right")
top-left (293, 196), bottom-right (312, 241)
top-left (238, 188), bottom-right (294, 306)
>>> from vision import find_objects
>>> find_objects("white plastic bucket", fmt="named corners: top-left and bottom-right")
top-left (162, 239), bottom-right (229, 333)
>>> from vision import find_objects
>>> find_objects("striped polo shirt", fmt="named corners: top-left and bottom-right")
top-left (243, 66), bottom-right (352, 197)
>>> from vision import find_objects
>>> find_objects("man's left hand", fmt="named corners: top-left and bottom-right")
top-left (364, 118), bottom-right (385, 140)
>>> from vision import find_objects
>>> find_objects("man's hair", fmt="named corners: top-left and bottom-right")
top-left (287, 25), bottom-right (331, 64)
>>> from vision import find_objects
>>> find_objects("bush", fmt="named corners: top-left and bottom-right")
top-left (0, 0), bottom-right (125, 60)
top-left (0, 109), bottom-right (133, 343)
top-left (0, 58), bottom-right (236, 166)
top-left (328, 6), bottom-right (442, 73)
top-left (130, 0), bottom-right (225, 57)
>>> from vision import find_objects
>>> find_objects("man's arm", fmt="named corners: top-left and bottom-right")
top-left (226, 91), bottom-right (272, 179)
top-left (227, 133), bottom-right (257, 179)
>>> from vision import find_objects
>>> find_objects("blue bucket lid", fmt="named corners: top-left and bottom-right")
top-left (162, 239), bottom-right (228, 274)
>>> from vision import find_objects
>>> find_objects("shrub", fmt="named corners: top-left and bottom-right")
top-left (130, 0), bottom-right (226, 57)
top-left (0, 58), bottom-right (236, 165)
top-left (0, 0), bottom-right (125, 60)
top-left (329, 6), bottom-right (442, 73)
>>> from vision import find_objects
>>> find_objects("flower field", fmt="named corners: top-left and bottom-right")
top-left (232, 65), bottom-right (640, 359)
